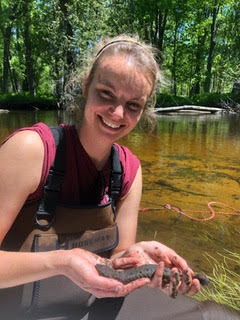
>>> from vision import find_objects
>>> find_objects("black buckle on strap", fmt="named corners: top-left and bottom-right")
top-left (35, 208), bottom-right (55, 231)
top-left (35, 126), bottom-right (65, 231)
top-left (110, 172), bottom-right (122, 200)
top-left (109, 145), bottom-right (123, 215)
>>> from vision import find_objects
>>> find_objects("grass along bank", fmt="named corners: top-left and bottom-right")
top-left (195, 251), bottom-right (240, 311)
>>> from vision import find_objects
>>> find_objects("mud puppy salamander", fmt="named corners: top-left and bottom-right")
top-left (96, 263), bottom-right (209, 287)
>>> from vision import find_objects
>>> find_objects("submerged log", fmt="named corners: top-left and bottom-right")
top-left (155, 105), bottom-right (223, 114)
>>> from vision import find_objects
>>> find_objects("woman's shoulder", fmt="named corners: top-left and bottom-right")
top-left (1, 122), bottom-right (56, 165)
top-left (0, 122), bottom-right (57, 202)
top-left (2, 122), bottom-right (53, 145)
top-left (0, 124), bottom-right (49, 202)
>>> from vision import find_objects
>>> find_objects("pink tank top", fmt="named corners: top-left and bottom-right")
top-left (3, 123), bottom-right (140, 204)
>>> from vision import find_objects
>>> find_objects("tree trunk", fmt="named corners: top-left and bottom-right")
top-left (24, 16), bottom-right (35, 95)
top-left (158, 9), bottom-right (168, 52)
top-left (172, 20), bottom-right (178, 96)
top-left (59, 0), bottom-right (75, 73)
top-left (154, 7), bottom-right (159, 45)
top-left (129, 0), bottom-right (134, 32)
top-left (204, 2), bottom-right (220, 93)
top-left (153, 7), bottom-right (168, 52)
top-left (190, 30), bottom-right (207, 96)
top-left (2, 26), bottom-right (12, 93)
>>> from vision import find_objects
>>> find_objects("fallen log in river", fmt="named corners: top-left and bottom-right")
top-left (155, 105), bottom-right (223, 114)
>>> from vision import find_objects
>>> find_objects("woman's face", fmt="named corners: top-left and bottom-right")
top-left (81, 54), bottom-right (152, 144)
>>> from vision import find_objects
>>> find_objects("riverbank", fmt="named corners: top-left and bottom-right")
top-left (0, 93), bottom-right (57, 110)
top-left (0, 92), bottom-right (239, 112)
top-left (156, 93), bottom-right (240, 113)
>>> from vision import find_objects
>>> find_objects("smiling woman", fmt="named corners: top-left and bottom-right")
top-left (0, 35), bottom-right (205, 320)
top-left (64, 35), bottom-right (162, 131)
top-left (80, 55), bottom-right (152, 153)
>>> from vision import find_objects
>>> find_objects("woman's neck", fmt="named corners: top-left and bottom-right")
top-left (78, 127), bottom-right (112, 171)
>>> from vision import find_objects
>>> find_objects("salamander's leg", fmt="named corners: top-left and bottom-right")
top-left (171, 272), bottom-right (180, 299)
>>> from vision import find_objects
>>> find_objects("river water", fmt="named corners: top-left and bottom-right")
top-left (1, 110), bottom-right (240, 276)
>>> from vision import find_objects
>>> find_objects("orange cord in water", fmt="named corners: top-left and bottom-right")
top-left (139, 202), bottom-right (240, 222)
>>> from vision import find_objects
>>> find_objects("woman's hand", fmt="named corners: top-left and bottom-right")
top-left (111, 241), bottom-right (200, 297)
top-left (62, 248), bottom-right (150, 298)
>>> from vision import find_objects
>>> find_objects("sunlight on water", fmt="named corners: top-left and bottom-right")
top-left (1, 111), bottom-right (240, 275)
top-left (120, 114), bottom-right (240, 274)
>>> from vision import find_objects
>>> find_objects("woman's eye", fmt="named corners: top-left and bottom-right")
top-left (99, 90), bottom-right (113, 100)
top-left (127, 103), bottom-right (142, 113)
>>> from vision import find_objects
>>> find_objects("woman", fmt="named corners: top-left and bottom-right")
top-left (0, 35), bottom-right (200, 319)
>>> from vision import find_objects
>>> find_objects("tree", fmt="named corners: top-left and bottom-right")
top-left (22, 0), bottom-right (35, 94)
top-left (0, 0), bottom-right (239, 99)
top-left (0, 1), bottom-right (22, 92)
top-left (203, 0), bottom-right (220, 93)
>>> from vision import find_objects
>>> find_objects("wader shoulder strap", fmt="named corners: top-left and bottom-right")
top-left (110, 145), bottom-right (123, 214)
top-left (35, 126), bottom-right (65, 230)
top-left (35, 129), bottom-right (122, 229)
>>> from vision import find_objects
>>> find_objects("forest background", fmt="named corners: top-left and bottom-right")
top-left (0, 0), bottom-right (240, 110)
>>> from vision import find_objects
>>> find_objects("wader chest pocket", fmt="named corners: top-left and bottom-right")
top-left (23, 225), bottom-right (118, 314)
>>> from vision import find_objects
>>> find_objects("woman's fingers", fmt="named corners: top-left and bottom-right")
top-left (112, 256), bottom-right (141, 269)
top-left (185, 278), bottom-right (201, 296)
top-left (178, 269), bottom-right (192, 294)
top-left (169, 268), bottom-right (181, 298)
top-left (85, 277), bottom-right (150, 298)
top-left (109, 242), bottom-right (203, 299)
top-left (116, 278), bottom-right (150, 297)
top-left (148, 261), bottom-right (165, 288)
top-left (148, 263), bottom-right (180, 298)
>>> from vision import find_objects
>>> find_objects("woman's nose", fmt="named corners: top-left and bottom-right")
top-left (111, 104), bottom-right (124, 118)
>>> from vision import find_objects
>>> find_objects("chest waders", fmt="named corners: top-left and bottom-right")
top-left (0, 126), bottom-right (122, 319)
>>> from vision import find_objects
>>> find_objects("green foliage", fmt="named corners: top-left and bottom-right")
top-left (156, 93), bottom-right (193, 107)
top-left (156, 92), bottom-right (240, 108)
top-left (0, 0), bottom-right (239, 102)
top-left (195, 251), bottom-right (240, 311)
top-left (0, 93), bottom-right (56, 110)
top-left (193, 93), bottom-right (240, 106)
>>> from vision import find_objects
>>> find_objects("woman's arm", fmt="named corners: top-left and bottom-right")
top-left (0, 130), bottom-right (56, 289)
top-left (112, 165), bottom-right (142, 255)
top-left (0, 133), bottom-right (147, 297)
top-left (0, 131), bottom-right (44, 243)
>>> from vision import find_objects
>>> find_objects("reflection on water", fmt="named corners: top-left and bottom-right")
top-left (1, 111), bottom-right (240, 275)
top-left (121, 114), bottom-right (240, 274)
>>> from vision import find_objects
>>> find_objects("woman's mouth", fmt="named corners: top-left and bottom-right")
top-left (100, 116), bottom-right (121, 129)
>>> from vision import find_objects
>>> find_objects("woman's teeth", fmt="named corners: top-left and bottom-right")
top-left (102, 118), bottom-right (120, 129)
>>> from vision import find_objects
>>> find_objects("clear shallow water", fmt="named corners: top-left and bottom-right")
top-left (1, 111), bottom-right (240, 275)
